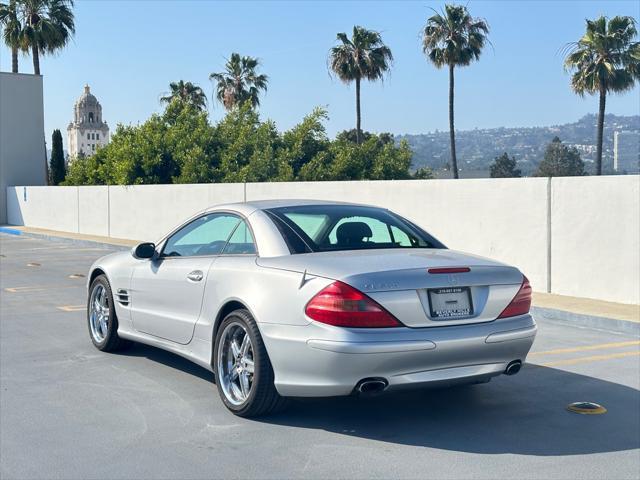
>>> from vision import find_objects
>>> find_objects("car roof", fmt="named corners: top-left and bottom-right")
top-left (205, 198), bottom-right (369, 215)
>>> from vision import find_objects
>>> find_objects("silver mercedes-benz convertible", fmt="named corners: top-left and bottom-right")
top-left (86, 200), bottom-right (537, 417)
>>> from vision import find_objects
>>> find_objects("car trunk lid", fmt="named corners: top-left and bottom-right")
top-left (257, 249), bottom-right (524, 327)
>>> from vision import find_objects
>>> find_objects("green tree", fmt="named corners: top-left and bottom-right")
top-left (336, 129), bottom-right (394, 146)
top-left (20, 0), bottom-right (75, 75)
top-left (64, 103), bottom-right (218, 185)
top-left (422, 4), bottom-right (489, 179)
top-left (412, 166), bottom-right (435, 179)
top-left (63, 150), bottom-right (103, 185)
top-left (160, 80), bottom-right (207, 111)
top-left (490, 152), bottom-right (521, 178)
top-left (329, 26), bottom-right (393, 144)
top-left (535, 137), bottom-right (585, 177)
top-left (215, 102), bottom-right (291, 182)
top-left (49, 128), bottom-right (65, 184)
top-left (564, 16), bottom-right (639, 176)
top-left (166, 104), bottom-right (219, 183)
top-left (64, 103), bottom-right (421, 186)
top-left (209, 53), bottom-right (268, 110)
top-left (369, 139), bottom-right (413, 180)
top-left (298, 132), bottom-right (413, 182)
top-left (280, 107), bottom-right (330, 177)
top-left (0, 0), bottom-right (22, 73)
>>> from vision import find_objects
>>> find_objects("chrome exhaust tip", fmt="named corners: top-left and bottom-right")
top-left (505, 360), bottom-right (522, 376)
top-left (356, 378), bottom-right (389, 395)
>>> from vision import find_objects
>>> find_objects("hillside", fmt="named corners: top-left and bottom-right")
top-left (398, 114), bottom-right (640, 177)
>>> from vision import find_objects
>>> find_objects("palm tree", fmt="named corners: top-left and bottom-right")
top-left (20, 0), bottom-right (75, 75)
top-left (209, 53), bottom-right (268, 110)
top-left (564, 16), bottom-right (639, 175)
top-left (328, 26), bottom-right (393, 144)
top-left (422, 4), bottom-right (489, 179)
top-left (160, 80), bottom-right (207, 110)
top-left (0, 0), bottom-right (23, 73)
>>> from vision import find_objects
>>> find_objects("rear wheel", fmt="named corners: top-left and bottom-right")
top-left (87, 275), bottom-right (131, 351)
top-left (214, 309), bottom-right (287, 417)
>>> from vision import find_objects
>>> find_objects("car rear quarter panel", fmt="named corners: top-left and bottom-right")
top-left (193, 256), bottom-right (334, 342)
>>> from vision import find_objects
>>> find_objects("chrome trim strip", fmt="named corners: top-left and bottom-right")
top-left (484, 325), bottom-right (537, 344)
top-left (307, 339), bottom-right (436, 354)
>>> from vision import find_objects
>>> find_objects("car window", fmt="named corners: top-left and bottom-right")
top-left (163, 213), bottom-right (240, 257)
top-left (283, 213), bottom-right (328, 242)
top-left (328, 216), bottom-right (392, 244)
top-left (266, 205), bottom-right (445, 253)
top-left (390, 225), bottom-right (412, 247)
top-left (222, 220), bottom-right (257, 255)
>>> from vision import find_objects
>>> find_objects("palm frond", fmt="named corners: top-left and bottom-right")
top-left (564, 15), bottom-right (639, 95)
top-left (20, 0), bottom-right (75, 55)
top-left (328, 25), bottom-right (393, 83)
top-left (421, 4), bottom-right (489, 69)
top-left (209, 52), bottom-right (268, 110)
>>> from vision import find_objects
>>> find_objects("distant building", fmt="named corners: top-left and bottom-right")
top-left (613, 131), bottom-right (640, 174)
top-left (67, 85), bottom-right (109, 160)
top-left (0, 72), bottom-right (47, 224)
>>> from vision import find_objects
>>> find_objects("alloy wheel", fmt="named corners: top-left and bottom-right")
top-left (89, 284), bottom-right (109, 342)
top-left (217, 322), bottom-right (255, 406)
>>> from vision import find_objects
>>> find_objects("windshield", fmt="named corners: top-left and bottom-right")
top-left (266, 205), bottom-right (445, 254)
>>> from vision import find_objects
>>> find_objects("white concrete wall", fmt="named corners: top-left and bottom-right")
top-left (6, 175), bottom-right (640, 304)
top-left (246, 179), bottom-right (549, 292)
top-left (550, 176), bottom-right (640, 304)
top-left (78, 186), bottom-right (109, 237)
top-left (107, 183), bottom-right (244, 241)
top-left (7, 186), bottom-right (79, 232)
top-left (0, 73), bottom-right (47, 224)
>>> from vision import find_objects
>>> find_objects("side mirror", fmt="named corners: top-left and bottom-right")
top-left (132, 242), bottom-right (156, 259)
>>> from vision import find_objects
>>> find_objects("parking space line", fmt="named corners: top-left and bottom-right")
top-left (540, 351), bottom-right (640, 367)
top-left (57, 305), bottom-right (85, 312)
top-left (529, 340), bottom-right (640, 356)
top-left (4, 285), bottom-right (80, 293)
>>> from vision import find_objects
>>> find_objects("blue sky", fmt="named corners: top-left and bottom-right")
top-left (1, 0), bottom-right (639, 150)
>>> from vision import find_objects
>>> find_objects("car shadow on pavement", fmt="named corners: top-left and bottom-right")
top-left (123, 343), bottom-right (215, 383)
top-left (260, 364), bottom-right (640, 456)
top-left (117, 344), bottom-right (639, 456)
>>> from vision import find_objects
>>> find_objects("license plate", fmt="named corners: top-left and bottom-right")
top-left (427, 287), bottom-right (473, 319)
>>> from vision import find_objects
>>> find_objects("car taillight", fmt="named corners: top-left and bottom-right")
top-left (305, 281), bottom-right (402, 328)
top-left (428, 267), bottom-right (471, 274)
top-left (498, 275), bottom-right (532, 319)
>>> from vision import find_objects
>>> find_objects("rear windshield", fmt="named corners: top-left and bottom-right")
top-left (265, 205), bottom-right (445, 254)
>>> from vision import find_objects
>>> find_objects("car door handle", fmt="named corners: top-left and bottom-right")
top-left (187, 270), bottom-right (204, 282)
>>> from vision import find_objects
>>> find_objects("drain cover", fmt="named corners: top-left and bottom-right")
top-left (27, 262), bottom-right (41, 267)
top-left (567, 402), bottom-right (607, 415)
top-left (69, 273), bottom-right (85, 279)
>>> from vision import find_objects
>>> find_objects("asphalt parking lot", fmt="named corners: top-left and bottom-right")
top-left (1, 233), bottom-right (639, 479)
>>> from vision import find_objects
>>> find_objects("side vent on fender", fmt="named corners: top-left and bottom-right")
top-left (116, 289), bottom-right (130, 306)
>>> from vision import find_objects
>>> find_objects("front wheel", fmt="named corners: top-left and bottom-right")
top-left (214, 309), bottom-right (287, 417)
top-left (87, 275), bottom-right (131, 352)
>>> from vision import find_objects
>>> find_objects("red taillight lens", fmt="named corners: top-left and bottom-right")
top-left (498, 275), bottom-right (532, 319)
top-left (428, 267), bottom-right (471, 274)
top-left (305, 281), bottom-right (402, 328)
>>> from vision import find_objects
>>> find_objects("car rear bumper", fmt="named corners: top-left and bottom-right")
top-left (259, 314), bottom-right (537, 397)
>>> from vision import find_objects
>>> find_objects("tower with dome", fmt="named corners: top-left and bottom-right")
top-left (67, 85), bottom-right (109, 160)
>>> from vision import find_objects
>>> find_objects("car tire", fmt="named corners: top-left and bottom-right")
top-left (87, 275), bottom-right (131, 352)
top-left (214, 309), bottom-right (287, 417)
